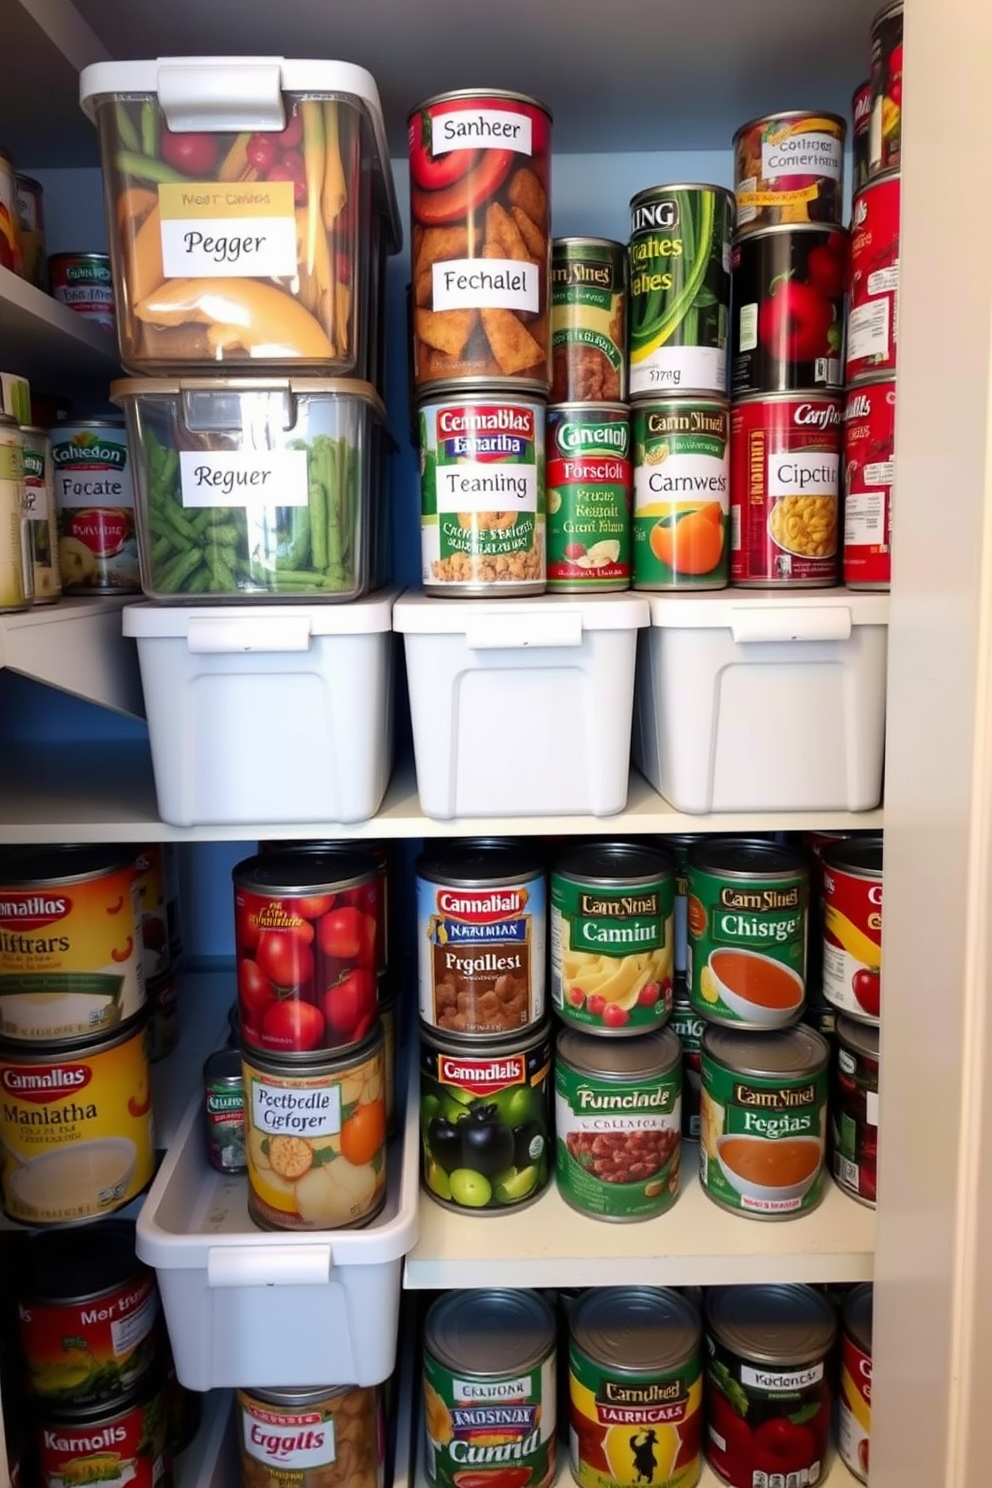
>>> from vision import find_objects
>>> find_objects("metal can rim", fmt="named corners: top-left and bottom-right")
top-left (425, 1287), bottom-right (556, 1376)
top-left (232, 847), bottom-right (377, 896)
top-left (688, 837), bottom-right (806, 879)
top-left (241, 1020), bottom-right (383, 1078)
top-left (421, 1019), bottom-right (552, 1060)
top-left (842, 1281), bottom-right (874, 1354)
top-left (732, 110), bottom-right (848, 145)
top-left (547, 401), bottom-right (630, 418)
top-left (416, 841), bottom-right (544, 888)
top-left (553, 236), bottom-right (625, 252)
top-left (416, 387), bottom-right (548, 408)
top-left (706, 1282), bottom-right (837, 1363)
top-left (571, 1285), bottom-right (701, 1375)
top-left (629, 182), bottom-right (735, 213)
top-left (871, 0), bottom-right (904, 31)
top-left (409, 89), bottom-right (553, 123)
top-left (0, 843), bottom-right (136, 888)
top-left (836, 1013), bottom-right (881, 1061)
top-left (701, 1022), bottom-right (829, 1078)
top-left (734, 221), bottom-right (849, 241)
top-left (557, 1024), bottom-right (681, 1080)
top-left (553, 841), bottom-right (675, 886)
top-left (821, 835), bottom-right (883, 877)
top-left (238, 1383), bottom-right (356, 1409)
top-left (20, 1218), bottom-right (148, 1307)
top-left (41, 1366), bottom-right (166, 1423)
top-left (733, 390), bottom-right (842, 408)
top-left (203, 1046), bottom-right (244, 1085)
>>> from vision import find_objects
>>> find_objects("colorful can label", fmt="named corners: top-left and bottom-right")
top-left (21, 428), bottom-right (61, 603)
top-left (204, 1050), bottom-right (246, 1174)
top-left (568, 1339), bottom-right (702, 1488)
top-left (420, 395), bottom-right (545, 592)
top-left (832, 1021), bottom-right (879, 1207)
top-left (627, 185), bottom-right (733, 397)
top-left (822, 843), bottom-right (882, 1023)
top-left (730, 392), bottom-right (841, 586)
top-left (19, 1271), bottom-right (159, 1408)
top-left (632, 397), bottom-right (729, 589)
top-left (870, 1), bottom-right (904, 175)
top-left (48, 253), bottom-right (115, 332)
top-left (0, 419), bottom-right (28, 612)
top-left (16, 175), bottom-right (45, 290)
top-left (0, 151), bottom-right (23, 275)
top-left (551, 238), bottom-right (627, 402)
top-left (50, 421), bottom-right (139, 594)
top-left (670, 1003), bottom-right (703, 1140)
top-left (237, 1385), bottom-right (380, 1488)
top-left (37, 1384), bottom-right (170, 1488)
top-left (546, 403), bottom-right (631, 590)
top-left (839, 1299), bottom-right (873, 1481)
top-left (134, 844), bottom-right (170, 981)
top-left (844, 378), bottom-right (895, 588)
top-left (852, 83), bottom-right (873, 192)
top-left (420, 1028), bottom-right (552, 1212)
top-left (733, 111), bottom-right (846, 233)
top-left (731, 225), bottom-right (846, 396)
top-left (847, 172), bottom-right (900, 382)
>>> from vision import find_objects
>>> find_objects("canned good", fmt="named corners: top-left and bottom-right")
top-left (17, 1221), bottom-right (160, 1407)
top-left (832, 1014), bottom-right (879, 1207)
top-left (843, 377), bottom-right (895, 589)
top-left (628, 184), bottom-right (733, 397)
top-left (134, 844), bottom-right (170, 980)
top-left (686, 839), bottom-right (807, 1028)
top-left (699, 1023), bottom-right (829, 1220)
top-left (420, 1023), bottom-right (552, 1212)
top-left (704, 1284), bottom-right (836, 1487)
top-left (733, 111), bottom-right (846, 234)
top-left (839, 1283), bottom-right (873, 1481)
top-left (416, 842), bottom-right (546, 1037)
top-left (847, 172), bottom-right (901, 382)
top-left (555, 1026), bottom-right (682, 1222)
top-left (36, 1374), bottom-right (170, 1488)
top-left (551, 842), bottom-right (675, 1033)
top-left (569, 1286), bottom-right (702, 1488)
top-left (203, 1047), bottom-right (246, 1174)
top-left (15, 174), bottom-right (45, 288)
top-left (0, 412), bottom-right (28, 612)
top-left (546, 403), bottom-right (631, 591)
top-left (48, 252), bottom-right (115, 332)
top-left (870, 0), bottom-right (904, 175)
top-left (805, 830), bottom-right (855, 1038)
top-left (731, 224), bottom-right (846, 396)
top-left (243, 1029), bottom-right (386, 1231)
top-left (20, 425), bottom-right (61, 602)
top-left (233, 848), bottom-right (380, 1059)
top-left (419, 392), bottom-right (546, 594)
top-left (0, 148), bottom-right (22, 273)
top-left (409, 90), bottom-right (552, 394)
top-left (147, 970), bottom-right (177, 1063)
top-left (550, 238), bottom-right (627, 402)
top-left (423, 1289), bottom-right (556, 1488)
top-left (729, 391), bottom-right (841, 586)
top-left (632, 396), bottom-right (730, 590)
top-left (50, 420), bottom-right (140, 594)
top-left (822, 835), bottom-right (883, 1023)
top-left (852, 82), bottom-right (873, 193)
top-left (236, 1383), bottom-right (381, 1488)
top-left (0, 844), bottom-right (145, 1043)
top-left (669, 999), bottom-right (703, 1140)
top-left (265, 838), bottom-right (392, 983)
top-left (0, 1012), bottom-right (155, 1226)
top-left (663, 834), bottom-right (705, 994)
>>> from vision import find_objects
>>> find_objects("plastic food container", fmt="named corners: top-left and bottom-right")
top-left (79, 58), bottom-right (401, 376)
top-left (632, 590), bottom-right (888, 813)
top-left (393, 591), bottom-right (650, 818)
top-left (111, 377), bottom-right (386, 602)
top-left (122, 589), bottom-right (396, 825)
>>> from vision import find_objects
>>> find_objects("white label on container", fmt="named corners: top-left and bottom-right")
top-left (864, 458), bottom-right (894, 485)
top-left (242, 1406), bottom-right (335, 1469)
top-left (158, 181), bottom-right (297, 279)
top-left (453, 1376), bottom-right (531, 1401)
top-left (867, 1089), bottom-right (880, 1127)
top-left (635, 453), bottom-right (729, 512)
top-left (109, 1286), bottom-right (158, 1358)
top-left (178, 450), bottom-right (309, 508)
top-left (845, 490), bottom-right (886, 544)
top-left (769, 450), bottom-right (839, 497)
top-left (629, 345), bottom-right (726, 396)
top-left (433, 257), bottom-right (539, 312)
top-left (761, 130), bottom-right (842, 179)
top-left (433, 108), bottom-right (532, 155)
top-left (867, 265), bottom-right (899, 296)
top-left (848, 299), bottom-right (891, 361)
top-left (741, 1362), bottom-right (825, 1391)
top-left (434, 459), bottom-right (537, 512)
top-left (251, 1079), bottom-right (341, 1137)
top-left (738, 302), bottom-right (758, 353)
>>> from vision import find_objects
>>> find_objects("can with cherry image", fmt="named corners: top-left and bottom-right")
top-left (731, 224), bottom-right (847, 396)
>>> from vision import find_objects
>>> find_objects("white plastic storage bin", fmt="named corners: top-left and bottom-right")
top-left (123, 590), bottom-right (395, 825)
top-left (136, 1038), bottom-right (419, 1390)
top-left (393, 591), bottom-right (650, 819)
top-left (632, 588), bottom-right (889, 814)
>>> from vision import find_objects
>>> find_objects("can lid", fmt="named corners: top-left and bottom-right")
top-left (843, 1282), bottom-right (873, 1353)
top-left (204, 1046), bottom-right (244, 1084)
top-left (243, 1385), bottom-right (352, 1408)
top-left (23, 1219), bottom-right (148, 1305)
top-left (822, 835), bottom-right (882, 877)
top-left (855, 168), bottom-right (901, 193)
top-left (557, 1025), bottom-right (682, 1079)
top-left (232, 847), bottom-right (377, 894)
top-left (425, 1288), bottom-right (555, 1376)
top-left (571, 1286), bottom-right (701, 1374)
top-left (410, 89), bottom-right (552, 122)
top-left (422, 1020), bottom-right (552, 1060)
top-left (836, 1013), bottom-right (880, 1059)
top-left (554, 840), bottom-right (675, 885)
top-left (416, 839), bottom-right (543, 888)
top-left (553, 236), bottom-right (625, 253)
top-left (706, 1284), bottom-right (837, 1364)
top-left (702, 1023), bottom-right (829, 1078)
top-left (732, 110), bottom-right (847, 145)
top-left (629, 182), bottom-right (735, 212)
top-left (872, 0), bottom-right (904, 29)
top-left (0, 843), bottom-right (137, 888)
top-left (688, 837), bottom-right (805, 880)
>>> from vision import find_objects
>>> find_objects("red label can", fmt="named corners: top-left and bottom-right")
top-left (846, 172), bottom-right (900, 382)
top-left (730, 392), bottom-right (841, 585)
top-left (870, 0), bottom-right (904, 176)
top-left (822, 836), bottom-right (882, 1023)
top-left (852, 81), bottom-right (872, 193)
top-left (844, 377), bottom-right (895, 588)
top-left (832, 1014), bottom-right (879, 1207)
top-left (36, 1378), bottom-right (170, 1488)
top-left (839, 1283), bottom-right (873, 1481)
top-left (731, 225), bottom-right (847, 396)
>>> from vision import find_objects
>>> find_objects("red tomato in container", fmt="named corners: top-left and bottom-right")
top-left (255, 931), bottom-right (314, 990)
top-left (262, 998), bottom-right (325, 1053)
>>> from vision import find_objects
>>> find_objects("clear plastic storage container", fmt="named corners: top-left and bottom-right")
top-left (79, 58), bottom-right (401, 376)
top-left (112, 377), bottom-right (386, 602)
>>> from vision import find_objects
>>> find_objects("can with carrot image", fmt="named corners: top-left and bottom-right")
top-left (632, 396), bottom-right (729, 589)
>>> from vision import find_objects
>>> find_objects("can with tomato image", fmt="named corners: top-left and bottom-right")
top-left (870, 0), bottom-right (904, 176)
top-left (50, 420), bottom-right (140, 594)
top-left (551, 237), bottom-right (627, 403)
top-left (263, 838), bottom-right (393, 989)
top-left (844, 376), bottom-right (895, 588)
top-left (731, 224), bottom-right (847, 396)
top-left (569, 1286), bottom-right (703, 1488)
top-left (730, 391), bottom-right (841, 587)
top-left (831, 1014), bottom-right (879, 1208)
top-left (669, 998), bottom-right (703, 1140)
top-left (839, 1283), bottom-right (873, 1481)
top-left (733, 110), bottom-right (846, 235)
top-left (233, 848), bottom-right (381, 1061)
top-left (704, 1284), bottom-right (837, 1488)
top-left (821, 835), bottom-right (883, 1024)
top-left (846, 171), bottom-right (900, 383)
top-left (409, 90), bottom-right (552, 394)
top-left (546, 403), bottom-right (631, 592)
top-left (632, 396), bottom-right (729, 590)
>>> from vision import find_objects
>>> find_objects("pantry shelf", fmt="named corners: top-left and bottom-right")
top-left (0, 265), bottom-right (119, 387)
top-left (0, 596), bottom-right (144, 716)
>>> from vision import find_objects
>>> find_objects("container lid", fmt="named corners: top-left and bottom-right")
top-left (425, 1288), bottom-right (555, 1376)
top-left (557, 1025), bottom-right (681, 1080)
top-left (110, 377), bottom-right (386, 423)
top-left (122, 587), bottom-right (398, 641)
top-left (706, 1284), bottom-right (837, 1365)
top-left (79, 57), bottom-right (401, 253)
top-left (571, 1287), bottom-right (700, 1375)
top-left (555, 840), bottom-right (676, 885)
top-left (393, 590), bottom-right (650, 640)
top-left (641, 587), bottom-right (888, 634)
top-left (843, 1282), bottom-right (873, 1353)
top-left (702, 1023), bottom-right (829, 1078)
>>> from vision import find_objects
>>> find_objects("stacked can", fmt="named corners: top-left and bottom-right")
top-left (729, 111), bottom-right (848, 587)
top-left (665, 834), bottom-right (706, 1141)
top-left (409, 90), bottom-right (553, 595)
top-left (843, 0), bottom-right (903, 590)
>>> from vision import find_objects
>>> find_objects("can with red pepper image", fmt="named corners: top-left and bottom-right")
top-left (704, 1283), bottom-right (837, 1488)
top-left (831, 1014), bottom-right (879, 1208)
top-left (852, 81), bottom-right (873, 193)
top-left (546, 403), bottom-right (631, 591)
top-left (870, 0), bottom-right (904, 176)
top-left (821, 835), bottom-right (883, 1024)
top-left (731, 224), bottom-right (847, 396)
top-left (730, 392), bottom-right (841, 586)
top-left (846, 171), bottom-right (900, 384)
top-left (408, 90), bottom-right (552, 394)
top-left (733, 111), bottom-right (846, 235)
top-left (844, 376), bottom-right (896, 588)
top-left (839, 1283), bottom-right (873, 1481)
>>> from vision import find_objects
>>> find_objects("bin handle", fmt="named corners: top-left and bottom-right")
top-left (207, 1244), bottom-right (333, 1287)
top-left (730, 607), bottom-right (852, 645)
top-left (465, 610), bottom-right (583, 650)
top-left (186, 615), bottom-right (313, 654)
top-left (157, 58), bottom-right (287, 134)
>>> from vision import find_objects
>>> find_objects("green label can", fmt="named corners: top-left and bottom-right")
top-left (627, 183), bottom-right (733, 398)
top-left (555, 1026), bottom-right (682, 1221)
top-left (686, 839), bottom-right (808, 1028)
top-left (699, 1023), bottom-right (829, 1219)
top-left (551, 842), bottom-right (674, 1032)
top-left (551, 237), bottom-right (627, 403)
top-left (632, 397), bottom-right (730, 590)
top-left (546, 404), bottom-right (631, 591)
top-left (669, 1001), bottom-right (703, 1139)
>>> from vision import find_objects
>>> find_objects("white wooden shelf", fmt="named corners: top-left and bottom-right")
top-left (0, 265), bottom-right (119, 387)
top-left (0, 596), bottom-right (144, 716)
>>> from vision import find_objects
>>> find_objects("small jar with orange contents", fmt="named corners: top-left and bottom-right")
top-left (631, 395), bottom-right (730, 590)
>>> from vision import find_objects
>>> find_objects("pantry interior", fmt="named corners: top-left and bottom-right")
top-left (0, 0), bottom-right (990, 1486)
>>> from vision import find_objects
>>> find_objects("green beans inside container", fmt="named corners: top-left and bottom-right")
top-left (111, 376), bottom-right (386, 601)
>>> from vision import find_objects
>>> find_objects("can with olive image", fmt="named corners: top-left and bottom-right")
top-left (420, 1023), bottom-right (552, 1212)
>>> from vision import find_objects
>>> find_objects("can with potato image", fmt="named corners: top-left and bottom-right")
top-left (632, 396), bottom-right (729, 590)
top-left (546, 403), bottom-right (631, 592)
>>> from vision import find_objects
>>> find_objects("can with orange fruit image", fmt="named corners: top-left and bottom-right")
top-left (632, 397), bottom-right (729, 589)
